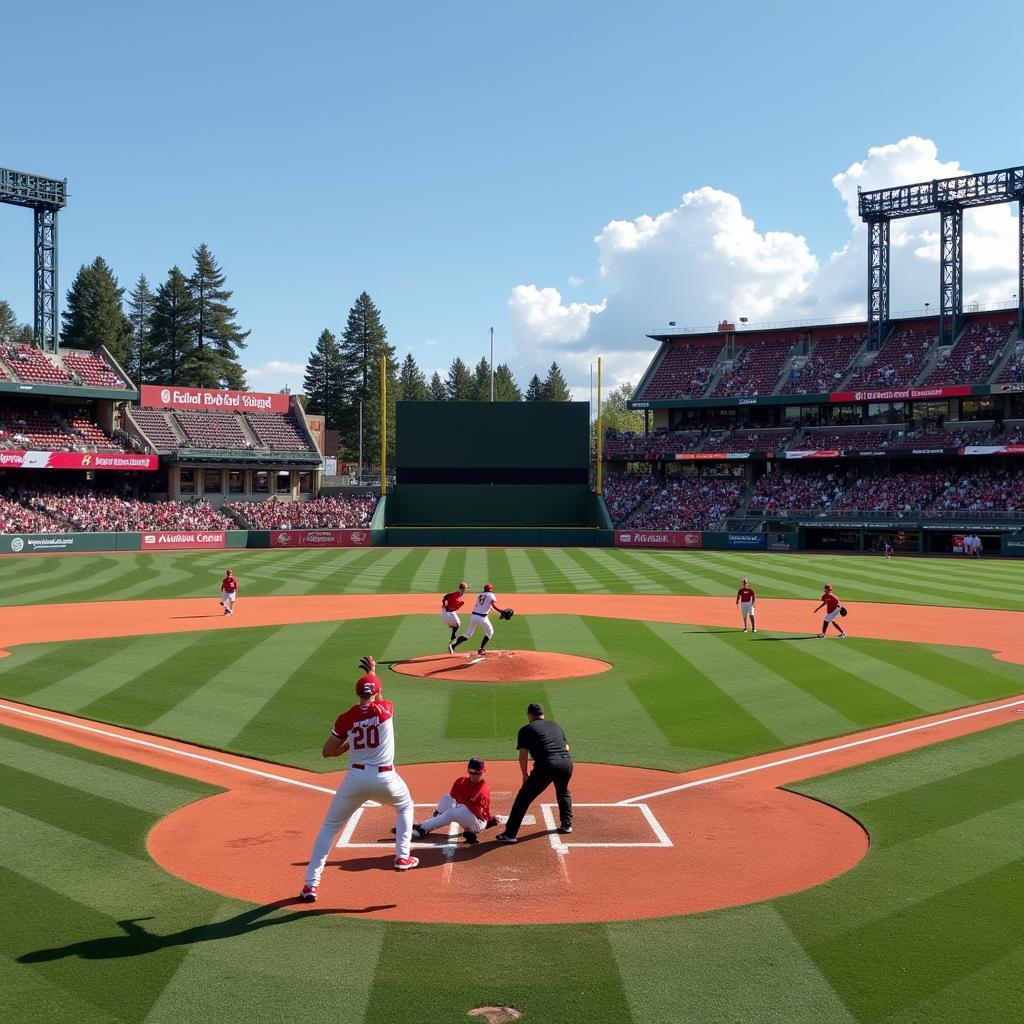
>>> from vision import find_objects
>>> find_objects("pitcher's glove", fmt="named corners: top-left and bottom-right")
top-left (358, 655), bottom-right (375, 673)
top-left (499, 608), bottom-right (515, 621)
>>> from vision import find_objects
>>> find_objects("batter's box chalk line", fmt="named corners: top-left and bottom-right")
top-left (334, 804), bottom-right (537, 850)
top-left (541, 803), bottom-right (672, 855)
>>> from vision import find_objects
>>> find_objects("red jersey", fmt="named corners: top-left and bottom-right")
top-left (442, 590), bottom-right (465, 611)
top-left (449, 774), bottom-right (491, 822)
top-left (332, 697), bottom-right (395, 768)
top-left (820, 592), bottom-right (841, 613)
top-left (221, 575), bottom-right (238, 593)
top-left (736, 587), bottom-right (755, 603)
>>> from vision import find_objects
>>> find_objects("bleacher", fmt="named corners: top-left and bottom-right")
top-left (66, 410), bottom-right (127, 451)
top-left (603, 429), bottom-right (699, 459)
top-left (639, 341), bottom-right (721, 399)
top-left (700, 428), bottom-right (793, 453)
top-left (246, 413), bottom-right (315, 452)
top-left (63, 350), bottom-right (129, 389)
top-left (0, 405), bottom-right (77, 449)
top-left (129, 408), bottom-right (181, 452)
top-left (780, 331), bottom-right (864, 394)
top-left (174, 411), bottom-right (251, 449)
top-left (710, 337), bottom-right (796, 397)
top-left (997, 340), bottom-right (1024, 383)
top-left (3, 343), bottom-right (74, 385)
top-left (847, 322), bottom-right (936, 389)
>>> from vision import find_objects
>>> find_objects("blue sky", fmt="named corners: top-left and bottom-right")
top-left (1, 1), bottom-right (1021, 397)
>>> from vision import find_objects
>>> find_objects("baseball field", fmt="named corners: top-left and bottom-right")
top-left (1, 546), bottom-right (1021, 1023)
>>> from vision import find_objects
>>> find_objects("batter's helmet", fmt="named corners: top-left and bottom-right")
top-left (483, 583), bottom-right (494, 592)
top-left (458, 581), bottom-right (468, 590)
top-left (356, 674), bottom-right (381, 697)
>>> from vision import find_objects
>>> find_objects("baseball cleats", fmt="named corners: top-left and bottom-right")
top-left (752, 627), bottom-right (757, 633)
top-left (838, 632), bottom-right (847, 638)
top-left (462, 830), bottom-right (479, 845)
top-left (298, 884), bottom-right (318, 902)
top-left (816, 632), bottom-right (825, 638)
top-left (411, 824), bottom-right (426, 838)
top-left (556, 825), bottom-right (573, 834)
top-left (394, 856), bottom-right (419, 871)
top-left (447, 641), bottom-right (455, 654)
top-left (494, 833), bottom-right (518, 844)
top-left (741, 627), bottom-right (747, 633)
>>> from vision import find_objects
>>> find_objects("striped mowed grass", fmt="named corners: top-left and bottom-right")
top-left (1, 548), bottom-right (1021, 1023)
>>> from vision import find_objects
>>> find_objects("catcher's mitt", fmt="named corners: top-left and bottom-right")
top-left (358, 655), bottom-right (376, 673)
top-left (499, 608), bottom-right (515, 621)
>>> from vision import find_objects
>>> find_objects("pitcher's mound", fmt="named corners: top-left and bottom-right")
top-left (391, 649), bottom-right (612, 682)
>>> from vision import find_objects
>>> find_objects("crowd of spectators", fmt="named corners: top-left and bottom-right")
top-left (710, 339), bottom-right (795, 397)
top-left (602, 472), bottom-right (660, 523)
top-left (847, 324), bottom-right (936, 389)
top-left (639, 342), bottom-right (721, 400)
top-left (0, 495), bottom-right (66, 534)
top-left (615, 474), bottom-right (745, 530)
top-left (603, 429), bottom-right (700, 459)
top-left (924, 468), bottom-right (1024, 514)
top-left (224, 494), bottom-right (376, 529)
top-left (998, 342), bottom-right (1024, 384)
top-left (780, 333), bottom-right (864, 394)
top-left (925, 318), bottom-right (1015, 386)
top-left (23, 489), bottom-right (233, 532)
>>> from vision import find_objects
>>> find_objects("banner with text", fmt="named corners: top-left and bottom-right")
top-left (141, 385), bottom-right (290, 414)
top-left (270, 529), bottom-right (371, 548)
top-left (140, 531), bottom-right (227, 550)
top-left (614, 530), bottom-right (703, 549)
top-left (829, 385), bottom-right (972, 404)
top-left (0, 450), bottom-right (158, 471)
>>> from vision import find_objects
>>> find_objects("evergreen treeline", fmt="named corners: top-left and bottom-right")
top-left (58, 244), bottom-right (248, 389)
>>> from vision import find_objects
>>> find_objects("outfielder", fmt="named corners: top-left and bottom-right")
top-left (412, 757), bottom-right (501, 845)
top-left (813, 584), bottom-right (847, 639)
top-left (449, 584), bottom-right (512, 656)
top-left (736, 577), bottom-right (756, 632)
top-left (299, 656), bottom-right (418, 903)
top-left (220, 569), bottom-right (238, 616)
top-left (440, 581), bottom-right (469, 647)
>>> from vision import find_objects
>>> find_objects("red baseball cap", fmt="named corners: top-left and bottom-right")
top-left (483, 583), bottom-right (494, 592)
top-left (356, 674), bottom-right (381, 697)
top-left (458, 581), bottom-right (468, 590)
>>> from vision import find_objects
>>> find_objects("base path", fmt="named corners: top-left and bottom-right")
top-left (1, 593), bottom-right (1024, 666)
top-left (1, 695), bottom-right (1020, 924)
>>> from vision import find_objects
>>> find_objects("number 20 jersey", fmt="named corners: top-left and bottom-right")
top-left (331, 701), bottom-right (396, 768)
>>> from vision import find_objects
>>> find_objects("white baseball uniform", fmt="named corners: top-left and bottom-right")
top-left (419, 793), bottom-right (488, 835)
top-left (462, 590), bottom-right (498, 640)
top-left (303, 696), bottom-right (414, 888)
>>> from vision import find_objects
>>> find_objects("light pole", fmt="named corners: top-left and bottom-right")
top-left (358, 401), bottom-right (363, 486)
top-left (489, 327), bottom-right (495, 401)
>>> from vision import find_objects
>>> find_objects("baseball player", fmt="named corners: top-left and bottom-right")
top-left (813, 584), bottom-right (847, 639)
top-left (883, 541), bottom-right (893, 559)
top-left (449, 584), bottom-right (507, 656)
top-left (441, 581), bottom-right (469, 647)
top-left (411, 757), bottom-right (501, 845)
top-left (220, 569), bottom-right (238, 616)
top-left (299, 656), bottom-right (418, 903)
top-left (736, 577), bottom-right (756, 632)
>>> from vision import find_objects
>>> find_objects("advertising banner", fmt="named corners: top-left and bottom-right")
top-left (675, 452), bottom-right (752, 461)
top-left (2, 534), bottom-right (82, 555)
top-left (270, 529), bottom-right (371, 548)
top-left (141, 384), bottom-right (289, 414)
top-left (614, 530), bottom-right (703, 549)
top-left (140, 531), bottom-right (227, 550)
top-left (962, 445), bottom-right (1024, 456)
top-left (785, 449), bottom-right (841, 459)
top-left (828, 385), bottom-right (972, 403)
top-left (0, 450), bottom-right (158, 471)
top-left (725, 533), bottom-right (766, 550)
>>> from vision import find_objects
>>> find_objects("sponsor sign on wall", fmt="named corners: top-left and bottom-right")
top-left (725, 533), bottom-right (766, 550)
top-left (828, 385), bottom-right (972, 403)
top-left (0, 450), bottom-right (158, 471)
top-left (614, 530), bottom-right (703, 549)
top-left (270, 529), bottom-right (371, 548)
top-left (4, 534), bottom-right (81, 554)
top-left (962, 445), bottom-right (1024, 456)
top-left (141, 384), bottom-right (290, 414)
top-left (140, 531), bottom-right (227, 550)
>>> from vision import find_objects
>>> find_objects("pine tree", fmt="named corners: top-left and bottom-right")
top-left (542, 361), bottom-right (571, 401)
top-left (0, 299), bottom-right (30, 343)
top-left (524, 374), bottom-right (545, 401)
top-left (150, 267), bottom-right (198, 385)
top-left (60, 257), bottom-right (132, 366)
top-left (471, 357), bottom-right (492, 401)
top-left (187, 244), bottom-right (249, 389)
top-left (445, 357), bottom-right (475, 401)
top-left (398, 352), bottom-right (429, 401)
top-left (303, 329), bottom-right (348, 430)
top-left (428, 372), bottom-right (447, 401)
top-left (338, 293), bottom-right (394, 460)
top-left (125, 274), bottom-right (157, 385)
top-left (493, 363), bottom-right (522, 402)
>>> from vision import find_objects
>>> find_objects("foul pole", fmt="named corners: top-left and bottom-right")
top-left (380, 355), bottom-right (388, 496)
top-left (596, 357), bottom-right (603, 495)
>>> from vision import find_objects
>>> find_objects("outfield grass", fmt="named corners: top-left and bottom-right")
top-left (2, 548), bottom-right (1022, 1023)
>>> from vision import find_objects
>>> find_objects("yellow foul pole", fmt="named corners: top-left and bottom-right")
top-left (596, 357), bottom-right (603, 495)
top-left (380, 354), bottom-right (387, 496)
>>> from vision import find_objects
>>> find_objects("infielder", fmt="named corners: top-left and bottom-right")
top-left (299, 656), bottom-right (418, 903)
top-left (220, 568), bottom-right (238, 616)
top-left (736, 577), bottom-right (756, 632)
top-left (440, 581), bottom-right (469, 647)
top-left (449, 584), bottom-right (508, 656)
top-left (813, 584), bottom-right (847, 639)
top-left (412, 757), bottom-right (501, 844)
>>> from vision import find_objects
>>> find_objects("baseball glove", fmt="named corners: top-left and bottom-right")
top-left (358, 655), bottom-right (375, 673)
top-left (838, 607), bottom-right (848, 618)
top-left (499, 608), bottom-right (515, 621)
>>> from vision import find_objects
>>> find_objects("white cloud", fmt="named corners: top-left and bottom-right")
top-left (568, 275), bottom-right (583, 288)
top-left (506, 136), bottom-right (1021, 390)
top-left (245, 359), bottom-right (305, 393)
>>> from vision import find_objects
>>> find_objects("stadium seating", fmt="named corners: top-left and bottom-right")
top-left (846, 322), bottom-right (936, 389)
top-left (780, 332), bottom-right (864, 394)
top-left (174, 411), bottom-right (251, 449)
top-left (66, 410), bottom-right (128, 451)
top-left (710, 338), bottom-right (796, 397)
top-left (699, 428), bottom-right (794, 453)
top-left (0, 405), bottom-right (78, 450)
top-left (924, 316), bottom-right (1016, 386)
top-left (224, 494), bottom-right (376, 528)
top-left (3, 343), bottom-right (75, 385)
top-left (129, 409), bottom-right (182, 451)
top-left (611, 474), bottom-right (744, 529)
top-left (639, 342), bottom-right (722, 399)
top-left (602, 473), bottom-right (660, 523)
top-left (997, 340), bottom-right (1024, 383)
top-left (246, 413), bottom-right (315, 452)
top-left (63, 350), bottom-right (130, 389)
top-left (603, 429), bottom-right (700, 459)
top-left (790, 428), bottom-right (902, 451)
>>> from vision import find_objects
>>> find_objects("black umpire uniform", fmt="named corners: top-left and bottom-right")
top-left (496, 703), bottom-right (573, 842)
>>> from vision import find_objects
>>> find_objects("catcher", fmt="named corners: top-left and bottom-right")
top-left (449, 583), bottom-right (513, 656)
top-left (406, 757), bottom-right (502, 844)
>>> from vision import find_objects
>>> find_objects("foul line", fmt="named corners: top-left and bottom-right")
top-left (617, 697), bottom-right (1024, 805)
top-left (0, 701), bottom-right (338, 796)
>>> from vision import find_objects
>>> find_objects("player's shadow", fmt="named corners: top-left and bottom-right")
top-left (16, 900), bottom-right (395, 963)
top-left (752, 635), bottom-right (821, 642)
top-left (677, 629), bottom-right (739, 634)
top-left (170, 614), bottom-right (225, 620)
top-left (339, 830), bottom-right (550, 871)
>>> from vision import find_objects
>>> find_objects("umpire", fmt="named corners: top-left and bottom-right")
top-left (495, 703), bottom-right (573, 843)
